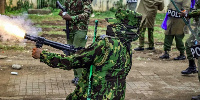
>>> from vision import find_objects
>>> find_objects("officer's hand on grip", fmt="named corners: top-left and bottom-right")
top-left (62, 14), bottom-right (72, 21)
top-left (32, 47), bottom-right (42, 59)
top-left (179, 10), bottom-right (188, 17)
top-left (59, 10), bottom-right (72, 21)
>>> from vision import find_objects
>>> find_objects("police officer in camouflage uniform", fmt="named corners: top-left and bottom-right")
top-left (159, 0), bottom-right (190, 60)
top-left (134, 0), bottom-right (164, 51)
top-left (179, 1), bottom-right (200, 99)
top-left (32, 9), bottom-right (142, 100)
top-left (58, 0), bottom-right (93, 85)
top-left (180, 0), bottom-right (199, 75)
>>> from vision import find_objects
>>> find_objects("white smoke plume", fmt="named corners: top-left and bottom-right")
top-left (0, 14), bottom-right (42, 42)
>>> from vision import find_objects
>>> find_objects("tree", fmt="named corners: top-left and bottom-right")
top-left (0, 0), bottom-right (5, 14)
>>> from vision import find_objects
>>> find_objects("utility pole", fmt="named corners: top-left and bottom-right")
top-left (0, 0), bottom-right (5, 14)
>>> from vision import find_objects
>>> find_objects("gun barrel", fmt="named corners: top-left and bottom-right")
top-left (43, 39), bottom-right (77, 51)
top-left (24, 34), bottom-right (82, 53)
top-left (24, 33), bottom-right (37, 42)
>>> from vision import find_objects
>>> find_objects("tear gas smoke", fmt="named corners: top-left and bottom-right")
top-left (0, 14), bottom-right (42, 42)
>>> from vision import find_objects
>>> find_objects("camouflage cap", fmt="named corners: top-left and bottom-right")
top-left (115, 8), bottom-right (142, 26)
top-left (106, 8), bottom-right (142, 42)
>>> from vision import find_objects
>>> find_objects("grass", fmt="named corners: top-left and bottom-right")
top-left (0, 44), bottom-right (24, 50)
top-left (42, 31), bottom-right (65, 35)
top-left (155, 13), bottom-right (166, 25)
top-left (28, 9), bottom-right (62, 23)
top-left (35, 24), bottom-right (66, 29)
top-left (27, 9), bottom-right (110, 37)
top-left (27, 10), bottom-right (116, 22)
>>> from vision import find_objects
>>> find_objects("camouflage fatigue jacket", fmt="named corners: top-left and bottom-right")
top-left (40, 36), bottom-right (132, 100)
top-left (64, 0), bottom-right (92, 31)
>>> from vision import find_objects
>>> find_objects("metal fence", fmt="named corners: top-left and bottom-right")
top-left (37, 0), bottom-right (65, 9)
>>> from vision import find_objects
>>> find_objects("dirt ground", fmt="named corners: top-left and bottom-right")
top-left (0, 19), bottom-right (200, 100)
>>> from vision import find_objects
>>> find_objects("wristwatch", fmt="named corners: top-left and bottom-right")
top-left (62, 12), bottom-right (67, 16)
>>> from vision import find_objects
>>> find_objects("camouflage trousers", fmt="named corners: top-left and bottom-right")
top-left (185, 34), bottom-right (200, 81)
top-left (67, 30), bottom-right (87, 78)
top-left (185, 34), bottom-right (196, 60)
top-left (139, 28), bottom-right (154, 48)
top-left (164, 34), bottom-right (185, 54)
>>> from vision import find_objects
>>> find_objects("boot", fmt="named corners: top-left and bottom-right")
top-left (145, 47), bottom-right (155, 50)
top-left (159, 51), bottom-right (169, 59)
top-left (174, 54), bottom-right (186, 60)
top-left (134, 47), bottom-right (144, 51)
top-left (181, 60), bottom-right (198, 74)
top-left (191, 95), bottom-right (200, 100)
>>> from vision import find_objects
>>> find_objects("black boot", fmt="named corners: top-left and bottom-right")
top-left (181, 60), bottom-right (198, 74)
top-left (159, 51), bottom-right (169, 59)
top-left (145, 47), bottom-right (155, 50)
top-left (191, 95), bottom-right (200, 100)
top-left (134, 47), bottom-right (144, 51)
top-left (174, 54), bottom-right (186, 60)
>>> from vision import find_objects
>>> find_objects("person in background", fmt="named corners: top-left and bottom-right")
top-left (180, 0), bottom-right (198, 75)
top-left (159, 0), bottom-right (190, 60)
top-left (58, 0), bottom-right (93, 85)
top-left (134, 0), bottom-right (164, 51)
top-left (179, 1), bottom-right (200, 100)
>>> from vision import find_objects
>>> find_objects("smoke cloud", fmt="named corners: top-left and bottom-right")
top-left (0, 14), bottom-right (42, 42)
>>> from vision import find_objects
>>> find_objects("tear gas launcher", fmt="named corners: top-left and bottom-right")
top-left (24, 34), bottom-right (83, 55)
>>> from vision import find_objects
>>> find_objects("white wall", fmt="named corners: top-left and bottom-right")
top-left (91, 0), bottom-right (127, 11)
top-left (6, 0), bottom-right (37, 8)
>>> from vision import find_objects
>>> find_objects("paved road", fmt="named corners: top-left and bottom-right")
top-left (0, 50), bottom-right (200, 100)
